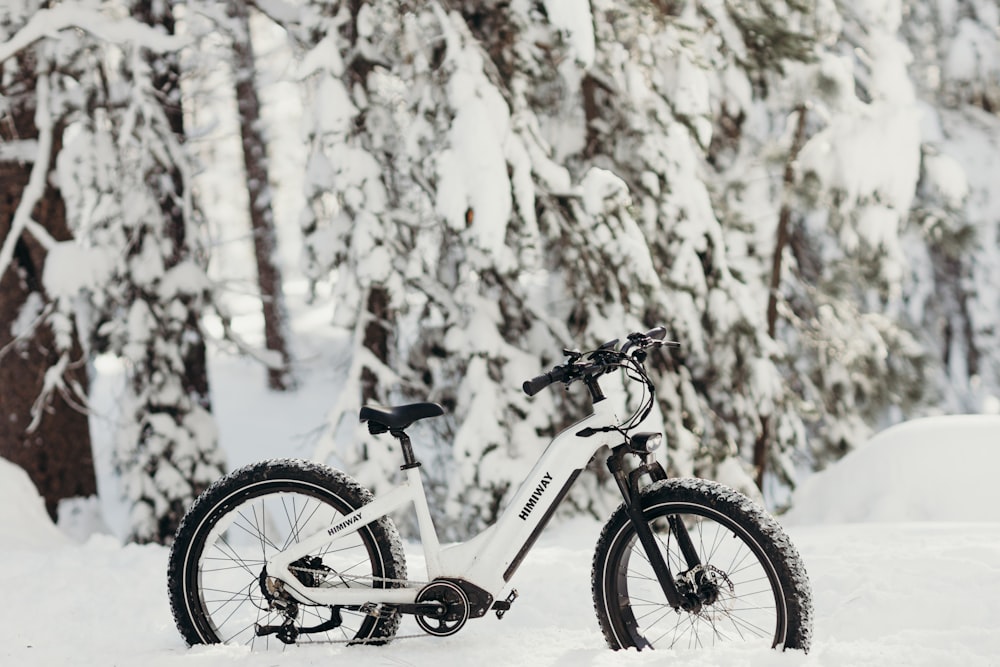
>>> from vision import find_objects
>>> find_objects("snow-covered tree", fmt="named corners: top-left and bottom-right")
top-left (75, 1), bottom-right (225, 544)
top-left (899, 0), bottom-right (1000, 412)
top-left (290, 1), bottom-right (819, 527)
top-left (770, 0), bottom-right (934, 467)
top-left (19, 2), bottom-right (230, 543)
top-left (292, 1), bottom-right (571, 535)
top-left (0, 4), bottom-right (98, 518)
top-left (1, 3), bottom-right (230, 540)
top-left (696, 0), bottom-right (935, 482)
top-left (480, 0), bottom-right (821, 496)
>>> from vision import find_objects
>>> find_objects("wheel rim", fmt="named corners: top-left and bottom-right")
top-left (184, 480), bottom-right (384, 647)
top-left (606, 501), bottom-right (786, 650)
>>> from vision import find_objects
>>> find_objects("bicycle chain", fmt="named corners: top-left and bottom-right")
top-left (292, 631), bottom-right (434, 646)
top-left (278, 565), bottom-right (434, 646)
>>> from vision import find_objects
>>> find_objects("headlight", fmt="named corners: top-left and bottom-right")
top-left (631, 432), bottom-right (662, 453)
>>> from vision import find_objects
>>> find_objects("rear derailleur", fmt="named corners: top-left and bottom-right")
top-left (255, 556), bottom-right (344, 644)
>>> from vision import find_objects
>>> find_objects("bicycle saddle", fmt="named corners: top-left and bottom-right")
top-left (359, 402), bottom-right (444, 432)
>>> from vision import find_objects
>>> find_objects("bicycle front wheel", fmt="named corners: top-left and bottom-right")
top-left (167, 459), bottom-right (406, 648)
top-left (592, 478), bottom-right (812, 652)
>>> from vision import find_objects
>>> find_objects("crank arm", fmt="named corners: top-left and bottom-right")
top-left (387, 601), bottom-right (446, 618)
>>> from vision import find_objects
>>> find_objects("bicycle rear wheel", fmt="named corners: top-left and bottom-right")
top-left (592, 478), bottom-right (812, 651)
top-left (167, 459), bottom-right (406, 648)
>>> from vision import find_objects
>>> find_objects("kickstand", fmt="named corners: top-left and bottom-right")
top-left (492, 589), bottom-right (519, 619)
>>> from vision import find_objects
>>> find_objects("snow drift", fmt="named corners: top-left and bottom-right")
top-left (785, 415), bottom-right (1000, 524)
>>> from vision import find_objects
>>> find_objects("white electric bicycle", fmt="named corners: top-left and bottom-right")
top-left (167, 328), bottom-right (812, 652)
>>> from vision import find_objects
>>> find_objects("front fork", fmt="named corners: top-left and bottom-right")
top-left (607, 444), bottom-right (701, 614)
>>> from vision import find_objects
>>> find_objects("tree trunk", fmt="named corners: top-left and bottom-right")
top-left (0, 61), bottom-right (96, 519)
top-left (755, 104), bottom-right (808, 490)
top-left (361, 286), bottom-right (391, 403)
top-left (229, 1), bottom-right (295, 391)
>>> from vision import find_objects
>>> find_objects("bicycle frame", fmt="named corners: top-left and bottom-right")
top-left (266, 396), bottom-right (631, 607)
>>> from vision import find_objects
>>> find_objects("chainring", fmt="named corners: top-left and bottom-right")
top-left (414, 580), bottom-right (471, 637)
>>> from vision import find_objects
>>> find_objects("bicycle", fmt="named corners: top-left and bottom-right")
top-left (167, 327), bottom-right (813, 652)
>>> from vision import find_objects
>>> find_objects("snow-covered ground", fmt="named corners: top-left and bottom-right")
top-left (6, 272), bottom-right (1000, 667)
top-left (3, 376), bottom-right (999, 667)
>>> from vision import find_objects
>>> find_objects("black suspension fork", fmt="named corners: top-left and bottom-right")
top-left (606, 445), bottom-right (702, 611)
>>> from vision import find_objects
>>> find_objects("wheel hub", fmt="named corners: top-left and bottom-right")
top-left (675, 564), bottom-right (734, 613)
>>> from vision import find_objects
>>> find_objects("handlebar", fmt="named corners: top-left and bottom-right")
top-left (522, 327), bottom-right (677, 396)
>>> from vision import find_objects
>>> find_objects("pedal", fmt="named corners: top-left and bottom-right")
top-left (492, 589), bottom-right (518, 619)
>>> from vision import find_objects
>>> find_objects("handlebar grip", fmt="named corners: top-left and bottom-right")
top-left (523, 372), bottom-right (555, 396)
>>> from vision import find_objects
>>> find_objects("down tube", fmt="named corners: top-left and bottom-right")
top-left (439, 400), bottom-right (622, 595)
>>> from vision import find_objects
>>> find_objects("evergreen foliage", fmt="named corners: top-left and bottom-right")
top-left (2, 0), bottom-right (999, 539)
top-left (2, 2), bottom-right (227, 542)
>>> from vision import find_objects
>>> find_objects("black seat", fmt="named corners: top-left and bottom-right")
top-left (359, 402), bottom-right (444, 432)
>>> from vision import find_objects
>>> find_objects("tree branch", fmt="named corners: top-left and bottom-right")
top-left (0, 72), bottom-right (53, 279)
top-left (0, 6), bottom-right (188, 64)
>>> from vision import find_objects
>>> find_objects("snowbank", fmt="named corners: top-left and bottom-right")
top-left (785, 415), bottom-right (1000, 525)
top-left (0, 457), bottom-right (68, 548)
top-left (3, 417), bottom-right (1000, 666)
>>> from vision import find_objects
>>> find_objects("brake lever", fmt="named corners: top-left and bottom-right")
top-left (629, 337), bottom-right (675, 361)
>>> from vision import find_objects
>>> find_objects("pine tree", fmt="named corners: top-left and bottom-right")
top-left (87, 1), bottom-right (228, 543)
top-left (292, 1), bottom-right (561, 535)
top-left (282, 0), bottom-right (998, 528)
top-left (898, 0), bottom-right (1000, 411)
top-left (291, 0), bottom-right (821, 525)
top-left (0, 8), bottom-right (97, 518)
top-left (514, 0), bottom-right (820, 497)
top-left (768, 0), bottom-right (932, 469)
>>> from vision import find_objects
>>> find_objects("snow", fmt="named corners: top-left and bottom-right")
top-left (542, 0), bottom-right (596, 67)
top-left (4, 399), bottom-right (1000, 665)
top-left (797, 103), bottom-right (922, 221)
top-left (784, 415), bottom-right (1000, 525)
top-left (434, 15), bottom-right (514, 258)
top-left (0, 5), bottom-right (188, 64)
top-left (944, 18), bottom-right (999, 85)
top-left (0, 458), bottom-right (68, 549)
top-left (4, 0), bottom-right (1000, 663)
top-left (41, 242), bottom-right (115, 299)
top-left (920, 151), bottom-right (969, 208)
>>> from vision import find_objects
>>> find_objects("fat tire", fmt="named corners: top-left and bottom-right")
top-left (592, 478), bottom-right (812, 652)
top-left (167, 459), bottom-right (407, 647)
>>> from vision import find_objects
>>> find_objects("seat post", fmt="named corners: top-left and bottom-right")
top-left (390, 430), bottom-right (421, 470)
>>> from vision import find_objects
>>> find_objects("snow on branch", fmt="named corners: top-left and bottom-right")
top-left (0, 6), bottom-right (188, 64)
top-left (0, 73), bottom-right (53, 280)
top-left (248, 0), bottom-right (307, 28)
